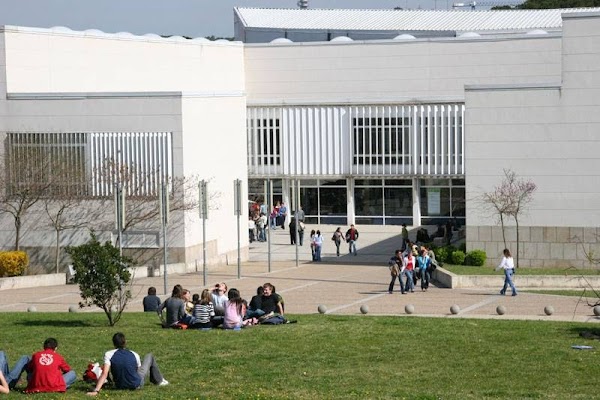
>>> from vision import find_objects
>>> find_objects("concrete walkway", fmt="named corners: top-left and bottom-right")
top-left (0, 225), bottom-right (599, 323)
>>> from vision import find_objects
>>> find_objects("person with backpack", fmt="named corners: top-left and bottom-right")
top-left (403, 250), bottom-right (416, 294)
top-left (331, 227), bottom-right (344, 257)
top-left (388, 249), bottom-right (405, 294)
top-left (345, 224), bottom-right (359, 256)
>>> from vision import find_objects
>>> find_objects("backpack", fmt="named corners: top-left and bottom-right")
top-left (390, 262), bottom-right (400, 277)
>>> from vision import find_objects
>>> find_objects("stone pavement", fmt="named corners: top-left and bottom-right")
top-left (0, 225), bottom-right (599, 323)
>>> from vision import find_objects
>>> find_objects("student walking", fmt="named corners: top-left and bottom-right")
top-left (331, 227), bottom-right (344, 257)
top-left (345, 224), bottom-right (359, 256)
top-left (496, 248), bottom-right (517, 296)
top-left (388, 249), bottom-right (405, 294)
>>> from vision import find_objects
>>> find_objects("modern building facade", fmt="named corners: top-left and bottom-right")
top-left (0, 8), bottom-right (599, 270)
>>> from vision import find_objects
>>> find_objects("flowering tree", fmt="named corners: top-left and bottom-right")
top-left (482, 169), bottom-right (536, 267)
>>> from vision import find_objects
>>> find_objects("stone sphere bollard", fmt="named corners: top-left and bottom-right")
top-left (405, 304), bottom-right (415, 314)
top-left (27, 306), bottom-right (37, 313)
top-left (544, 306), bottom-right (554, 316)
top-left (317, 304), bottom-right (327, 314)
top-left (594, 305), bottom-right (600, 317)
top-left (360, 304), bottom-right (369, 314)
top-left (68, 305), bottom-right (79, 313)
top-left (496, 305), bottom-right (506, 315)
top-left (450, 304), bottom-right (460, 315)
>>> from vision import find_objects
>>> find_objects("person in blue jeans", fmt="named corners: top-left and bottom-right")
top-left (416, 248), bottom-right (432, 291)
top-left (313, 230), bottom-right (323, 261)
top-left (0, 368), bottom-right (8, 394)
top-left (388, 249), bottom-right (405, 294)
top-left (496, 248), bottom-right (517, 296)
top-left (0, 338), bottom-right (76, 393)
top-left (403, 252), bottom-right (416, 293)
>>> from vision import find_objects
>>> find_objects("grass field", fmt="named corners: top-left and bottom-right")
top-left (2, 312), bottom-right (600, 399)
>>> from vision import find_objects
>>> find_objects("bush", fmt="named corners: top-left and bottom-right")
top-left (0, 251), bottom-right (29, 277)
top-left (450, 250), bottom-right (466, 265)
top-left (458, 242), bottom-right (467, 253)
top-left (435, 247), bottom-right (449, 263)
top-left (465, 249), bottom-right (487, 266)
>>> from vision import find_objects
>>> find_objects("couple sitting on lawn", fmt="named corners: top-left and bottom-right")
top-left (0, 334), bottom-right (168, 396)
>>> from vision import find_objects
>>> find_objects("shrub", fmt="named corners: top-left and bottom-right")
top-left (450, 250), bottom-right (466, 265)
top-left (435, 247), bottom-right (449, 263)
top-left (458, 242), bottom-right (467, 253)
top-left (465, 249), bottom-right (487, 266)
top-left (0, 251), bottom-right (29, 277)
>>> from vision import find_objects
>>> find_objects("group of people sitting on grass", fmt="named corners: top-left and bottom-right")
top-left (388, 243), bottom-right (440, 294)
top-left (144, 282), bottom-right (293, 330)
top-left (0, 333), bottom-right (168, 395)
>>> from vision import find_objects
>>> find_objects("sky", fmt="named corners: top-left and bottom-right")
top-left (0, 0), bottom-right (449, 38)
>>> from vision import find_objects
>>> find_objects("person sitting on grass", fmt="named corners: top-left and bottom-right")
top-left (246, 286), bottom-right (265, 319)
top-left (0, 338), bottom-right (76, 394)
top-left (223, 288), bottom-right (247, 330)
top-left (158, 284), bottom-right (189, 328)
top-left (0, 370), bottom-right (8, 394)
top-left (192, 289), bottom-right (215, 329)
top-left (87, 332), bottom-right (168, 396)
top-left (143, 287), bottom-right (161, 312)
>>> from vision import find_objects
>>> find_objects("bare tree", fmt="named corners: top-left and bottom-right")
top-left (482, 169), bottom-right (536, 267)
top-left (0, 156), bottom-right (54, 251)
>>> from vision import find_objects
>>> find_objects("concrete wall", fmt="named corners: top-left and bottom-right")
top-left (244, 35), bottom-right (561, 104)
top-left (0, 27), bottom-right (249, 273)
top-left (3, 27), bottom-right (244, 94)
top-left (464, 12), bottom-right (600, 267)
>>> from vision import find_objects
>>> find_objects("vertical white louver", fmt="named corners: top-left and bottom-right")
top-left (247, 104), bottom-right (464, 177)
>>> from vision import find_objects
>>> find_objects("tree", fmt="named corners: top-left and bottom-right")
top-left (0, 157), bottom-right (54, 251)
top-left (65, 233), bottom-right (134, 326)
top-left (482, 169), bottom-right (536, 267)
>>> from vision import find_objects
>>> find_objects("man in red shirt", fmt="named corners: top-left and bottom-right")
top-left (4, 338), bottom-right (76, 393)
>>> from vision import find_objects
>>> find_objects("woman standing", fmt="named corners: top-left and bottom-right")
top-left (331, 227), bottom-right (344, 257)
top-left (496, 248), bottom-right (517, 296)
top-left (313, 230), bottom-right (324, 261)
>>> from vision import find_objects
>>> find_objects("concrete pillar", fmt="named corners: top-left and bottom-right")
top-left (412, 177), bottom-right (421, 227)
top-left (347, 177), bottom-right (355, 225)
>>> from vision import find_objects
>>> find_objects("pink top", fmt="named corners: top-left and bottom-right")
top-left (223, 300), bottom-right (244, 329)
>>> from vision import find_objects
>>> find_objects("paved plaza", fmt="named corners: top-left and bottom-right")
top-left (0, 225), bottom-right (599, 323)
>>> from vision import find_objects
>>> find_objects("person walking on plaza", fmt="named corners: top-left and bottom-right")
top-left (401, 223), bottom-right (409, 251)
top-left (496, 248), bottom-right (517, 296)
top-left (345, 224), bottom-right (359, 256)
top-left (331, 227), bottom-right (344, 257)
top-left (403, 250), bottom-right (416, 293)
top-left (0, 338), bottom-right (76, 393)
top-left (388, 249), bottom-right (405, 294)
top-left (87, 332), bottom-right (168, 395)
top-left (416, 248), bottom-right (432, 291)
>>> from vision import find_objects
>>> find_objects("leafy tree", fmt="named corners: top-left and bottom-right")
top-left (482, 169), bottom-right (536, 268)
top-left (65, 233), bottom-right (134, 326)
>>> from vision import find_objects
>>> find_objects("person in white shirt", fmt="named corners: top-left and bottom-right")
top-left (495, 248), bottom-right (517, 296)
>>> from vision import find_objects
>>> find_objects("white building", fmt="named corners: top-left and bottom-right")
top-left (0, 8), bottom-right (599, 270)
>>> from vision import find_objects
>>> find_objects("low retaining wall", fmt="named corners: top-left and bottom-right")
top-left (433, 267), bottom-right (600, 289)
top-left (0, 273), bottom-right (65, 290)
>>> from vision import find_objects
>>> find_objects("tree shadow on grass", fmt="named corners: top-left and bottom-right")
top-left (15, 320), bottom-right (92, 327)
top-left (569, 326), bottom-right (600, 341)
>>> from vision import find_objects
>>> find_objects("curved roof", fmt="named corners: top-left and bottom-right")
top-left (234, 7), bottom-right (600, 32)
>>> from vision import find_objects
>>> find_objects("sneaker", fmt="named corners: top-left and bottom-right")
top-left (159, 379), bottom-right (169, 386)
top-left (388, 291), bottom-right (393, 294)
top-left (500, 291), bottom-right (505, 295)
top-left (512, 293), bottom-right (518, 297)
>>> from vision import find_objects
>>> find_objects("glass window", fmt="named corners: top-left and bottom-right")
top-left (384, 188), bottom-right (412, 216)
top-left (356, 217), bottom-right (383, 225)
top-left (319, 187), bottom-right (346, 216)
top-left (420, 178), bottom-right (450, 187)
top-left (355, 187), bottom-right (383, 216)
top-left (300, 188), bottom-right (318, 216)
top-left (385, 217), bottom-right (413, 226)
top-left (321, 179), bottom-right (346, 186)
top-left (385, 179), bottom-right (412, 186)
top-left (452, 187), bottom-right (466, 217)
top-left (420, 187), bottom-right (450, 217)
top-left (452, 179), bottom-right (465, 186)
top-left (355, 179), bottom-right (382, 187)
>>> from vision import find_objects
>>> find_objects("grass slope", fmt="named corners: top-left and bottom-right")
top-left (1, 313), bottom-right (599, 399)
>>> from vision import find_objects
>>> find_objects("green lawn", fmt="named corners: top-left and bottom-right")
top-left (523, 289), bottom-right (599, 298)
top-left (2, 313), bottom-right (600, 399)
top-left (444, 265), bottom-right (600, 276)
